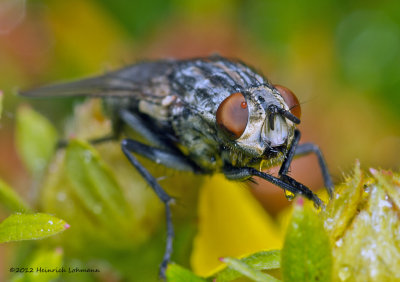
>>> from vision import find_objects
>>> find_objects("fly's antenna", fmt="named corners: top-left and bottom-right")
top-left (267, 104), bottom-right (300, 130)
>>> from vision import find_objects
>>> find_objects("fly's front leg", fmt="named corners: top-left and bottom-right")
top-left (278, 129), bottom-right (301, 176)
top-left (279, 129), bottom-right (334, 198)
top-left (224, 166), bottom-right (323, 207)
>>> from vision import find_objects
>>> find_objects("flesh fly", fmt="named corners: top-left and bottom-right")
top-left (21, 55), bottom-right (334, 278)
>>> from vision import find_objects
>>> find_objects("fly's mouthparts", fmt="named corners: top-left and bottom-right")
top-left (262, 114), bottom-right (288, 147)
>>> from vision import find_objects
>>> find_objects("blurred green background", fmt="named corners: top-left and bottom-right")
top-left (0, 0), bottom-right (400, 280)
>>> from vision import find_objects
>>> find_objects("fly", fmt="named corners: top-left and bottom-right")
top-left (21, 55), bottom-right (334, 278)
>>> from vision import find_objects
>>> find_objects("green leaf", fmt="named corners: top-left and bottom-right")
top-left (281, 198), bottom-right (332, 282)
top-left (64, 140), bottom-right (132, 229)
top-left (0, 213), bottom-right (69, 243)
top-left (215, 250), bottom-right (281, 282)
top-left (220, 257), bottom-right (280, 282)
top-left (0, 178), bottom-right (31, 212)
top-left (11, 248), bottom-right (64, 282)
top-left (166, 264), bottom-right (206, 282)
top-left (16, 106), bottom-right (58, 176)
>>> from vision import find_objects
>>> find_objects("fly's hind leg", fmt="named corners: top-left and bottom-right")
top-left (56, 114), bottom-right (123, 148)
top-left (57, 134), bottom-right (118, 148)
top-left (57, 107), bottom-right (172, 149)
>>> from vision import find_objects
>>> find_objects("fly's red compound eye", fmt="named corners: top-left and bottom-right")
top-left (216, 92), bottom-right (249, 139)
top-left (274, 85), bottom-right (301, 120)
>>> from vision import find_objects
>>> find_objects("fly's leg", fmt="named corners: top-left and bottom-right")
top-left (57, 134), bottom-right (118, 148)
top-left (224, 166), bottom-right (323, 207)
top-left (119, 109), bottom-right (174, 150)
top-left (58, 107), bottom-right (164, 149)
top-left (278, 129), bottom-right (301, 176)
top-left (59, 108), bottom-right (179, 149)
top-left (279, 129), bottom-right (334, 198)
top-left (121, 139), bottom-right (174, 279)
top-left (121, 138), bottom-right (205, 279)
top-left (294, 143), bottom-right (334, 197)
top-left (121, 139), bottom-right (203, 173)
top-left (56, 114), bottom-right (123, 149)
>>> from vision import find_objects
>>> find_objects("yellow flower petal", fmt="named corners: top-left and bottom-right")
top-left (191, 174), bottom-right (283, 276)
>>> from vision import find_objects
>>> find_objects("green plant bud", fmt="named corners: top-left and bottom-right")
top-left (322, 162), bottom-right (400, 281)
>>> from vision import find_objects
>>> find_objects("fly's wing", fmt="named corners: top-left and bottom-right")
top-left (20, 60), bottom-right (176, 99)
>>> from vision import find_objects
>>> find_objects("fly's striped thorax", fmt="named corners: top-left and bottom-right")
top-left (170, 57), bottom-right (268, 117)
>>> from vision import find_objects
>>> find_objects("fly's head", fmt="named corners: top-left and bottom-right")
top-left (216, 84), bottom-right (301, 167)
